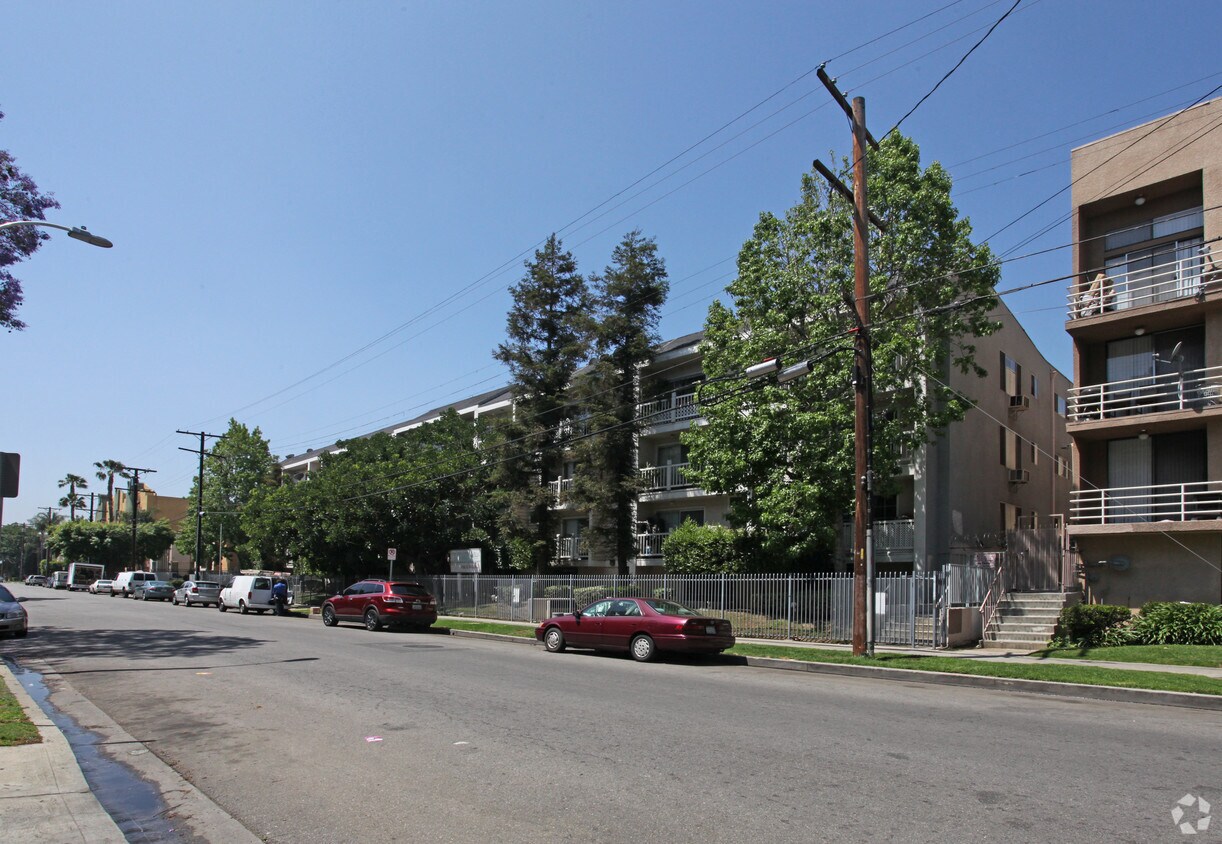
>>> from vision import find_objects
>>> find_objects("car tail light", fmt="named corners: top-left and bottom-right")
top-left (384, 596), bottom-right (404, 604)
top-left (191, 587), bottom-right (198, 594)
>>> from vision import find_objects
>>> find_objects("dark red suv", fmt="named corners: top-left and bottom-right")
top-left (322, 580), bottom-right (437, 632)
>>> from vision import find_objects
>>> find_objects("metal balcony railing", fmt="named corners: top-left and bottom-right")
top-left (636, 532), bottom-right (666, 557)
top-left (1071, 481), bottom-right (1222, 524)
top-left (637, 390), bottom-right (700, 426)
top-left (639, 462), bottom-right (694, 491)
top-left (1066, 365), bottom-right (1222, 422)
top-left (547, 477), bottom-right (574, 499)
top-left (1067, 253), bottom-right (1209, 320)
top-left (838, 518), bottom-right (916, 558)
top-left (554, 534), bottom-right (589, 560)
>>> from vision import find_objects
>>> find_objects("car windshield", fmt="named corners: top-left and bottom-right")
top-left (194, 582), bottom-right (219, 588)
top-left (0, 586), bottom-right (15, 602)
top-left (148, 581), bottom-right (172, 587)
top-left (643, 599), bottom-right (701, 617)
top-left (389, 584), bottom-right (429, 597)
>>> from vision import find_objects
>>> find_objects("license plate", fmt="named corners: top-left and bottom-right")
top-left (705, 625), bottom-right (717, 635)
top-left (413, 602), bottom-right (423, 610)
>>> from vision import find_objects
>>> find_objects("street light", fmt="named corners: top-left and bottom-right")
top-left (0, 220), bottom-right (113, 248)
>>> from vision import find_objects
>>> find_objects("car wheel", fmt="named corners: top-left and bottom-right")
top-left (172, 596), bottom-right (179, 605)
top-left (543, 626), bottom-right (566, 653)
top-left (322, 605), bottom-right (337, 627)
top-left (364, 608), bottom-right (382, 631)
top-left (630, 634), bottom-right (656, 662)
top-left (218, 601), bottom-right (227, 612)
top-left (239, 601), bottom-right (249, 615)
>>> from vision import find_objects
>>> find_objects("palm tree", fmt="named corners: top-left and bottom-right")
top-left (94, 459), bottom-right (127, 522)
top-left (57, 473), bottom-right (89, 520)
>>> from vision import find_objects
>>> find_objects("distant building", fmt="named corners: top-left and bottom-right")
top-left (111, 484), bottom-right (195, 574)
top-left (1065, 97), bottom-right (1222, 606)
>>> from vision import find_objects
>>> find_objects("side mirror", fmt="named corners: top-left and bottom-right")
top-left (573, 610), bottom-right (582, 620)
top-left (17, 597), bottom-right (27, 603)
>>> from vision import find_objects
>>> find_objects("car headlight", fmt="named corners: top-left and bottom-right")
top-left (2, 610), bottom-right (25, 620)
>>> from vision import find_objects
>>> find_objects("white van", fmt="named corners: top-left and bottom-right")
top-left (218, 575), bottom-right (274, 614)
top-left (112, 571), bottom-right (157, 598)
top-left (51, 571), bottom-right (69, 589)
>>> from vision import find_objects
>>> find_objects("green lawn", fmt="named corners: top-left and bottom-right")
top-left (438, 619), bottom-right (1222, 696)
top-left (1031, 644), bottom-right (1222, 668)
top-left (0, 676), bottom-right (41, 747)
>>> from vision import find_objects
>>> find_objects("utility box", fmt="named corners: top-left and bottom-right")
top-left (531, 598), bottom-right (575, 622)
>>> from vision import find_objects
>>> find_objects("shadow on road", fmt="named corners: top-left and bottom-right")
top-left (2, 626), bottom-right (272, 663)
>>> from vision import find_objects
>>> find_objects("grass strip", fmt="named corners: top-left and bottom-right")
top-left (1031, 644), bottom-right (1222, 668)
top-left (437, 618), bottom-right (1222, 696)
top-left (727, 643), bottom-right (1222, 696)
top-left (0, 675), bottom-right (41, 747)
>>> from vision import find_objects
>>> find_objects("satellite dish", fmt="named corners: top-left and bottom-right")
top-left (1169, 341), bottom-right (1184, 361)
top-left (1109, 555), bottom-right (1131, 571)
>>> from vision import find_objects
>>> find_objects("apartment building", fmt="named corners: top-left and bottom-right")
top-left (280, 312), bottom-right (1068, 574)
top-left (1065, 97), bottom-right (1222, 607)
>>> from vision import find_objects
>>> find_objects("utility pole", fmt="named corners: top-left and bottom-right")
top-left (39, 506), bottom-right (61, 574)
top-left (815, 66), bottom-right (885, 657)
top-left (178, 429), bottom-right (226, 580)
top-left (124, 467), bottom-right (156, 570)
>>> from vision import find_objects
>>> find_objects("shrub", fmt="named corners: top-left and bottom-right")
top-left (1130, 602), bottom-right (1222, 646)
top-left (1052, 603), bottom-right (1132, 647)
top-left (661, 522), bottom-right (746, 574)
top-left (573, 585), bottom-right (609, 607)
top-left (542, 585), bottom-right (569, 599)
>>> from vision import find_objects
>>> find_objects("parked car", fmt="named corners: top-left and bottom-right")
top-left (322, 580), bottom-right (437, 631)
top-left (218, 575), bottom-right (275, 614)
top-left (535, 597), bottom-right (735, 662)
top-left (132, 580), bottom-right (175, 601)
top-left (25, 575), bottom-right (47, 587)
top-left (89, 579), bottom-right (114, 595)
top-left (173, 580), bottom-right (220, 607)
top-left (0, 584), bottom-right (28, 638)
top-left (112, 571), bottom-right (157, 598)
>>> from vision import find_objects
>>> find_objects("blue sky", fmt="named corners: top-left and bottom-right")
top-left (3, 0), bottom-right (1220, 524)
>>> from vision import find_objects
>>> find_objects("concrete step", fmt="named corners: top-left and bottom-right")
top-left (995, 606), bottom-right (1061, 619)
top-left (979, 641), bottom-right (1043, 651)
top-left (983, 631), bottom-right (1051, 643)
top-left (990, 623), bottom-right (1057, 635)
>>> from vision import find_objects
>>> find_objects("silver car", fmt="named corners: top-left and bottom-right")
top-left (173, 580), bottom-right (221, 607)
top-left (133, 580), bottom-right (175, 601)
top-left (0, 584), bottom-right (29, 638)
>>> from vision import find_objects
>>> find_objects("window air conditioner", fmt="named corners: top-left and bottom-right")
top-left (1008, 469), bottom-right (1030, 484)
top-left (1009, 395), bottom-right (1031, 410)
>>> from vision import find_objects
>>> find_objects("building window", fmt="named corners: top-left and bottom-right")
top-left (1056, 454), bottom-right (1070, 478)
top-left (1000, 503), bottom-right (1020, 533)
top-left (1000, 426), bottom-right (1021, 470)
top-left (1055, 394), bottom-right (1067, 416)
top-left (1000, 352), bottom-right (1021, 397)
top-left (1030, 441), bottom-right (1038, 465)
top-left (1030, 374), bottom-right (1039, 398)
top-left (1104, 207), bottom-right (1203, 251)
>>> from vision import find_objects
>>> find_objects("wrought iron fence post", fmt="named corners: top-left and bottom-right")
top-left (720, 573), bottom-right (726, 619)
top-left (786, 574), bottom-right (793, 641)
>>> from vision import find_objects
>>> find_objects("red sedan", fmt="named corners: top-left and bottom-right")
top-left (535, 597), bottom-right (734, 662)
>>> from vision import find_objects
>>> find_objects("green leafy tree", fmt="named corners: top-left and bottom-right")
top-left (493, 234), bottom-right (590, 573)
top-left (57, 473), bottom-right (89, 520)
top-left (47, 519), bottom-right (174, 570)
top-left (0, 521), bottom-right (42, 579)
top-left (243, 410), bottom-right (492, 580)
top-left (685, 134), bottom-right (1000, 569)
top-left (175, 419), bottom-right (278, 568)
top-left (93, 459), bottom-right (128, 522)
top-left (571, 230), bottom-right (669, 574)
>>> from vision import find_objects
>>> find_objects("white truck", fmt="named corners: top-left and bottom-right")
top-left (67, 562), bottom-right (105, 592)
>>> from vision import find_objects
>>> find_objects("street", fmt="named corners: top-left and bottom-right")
top-left (4, 585), bottom-right (1220, 843)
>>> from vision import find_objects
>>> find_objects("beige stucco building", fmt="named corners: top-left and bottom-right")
top-left (1065, 97), bottom-right (1222, 606)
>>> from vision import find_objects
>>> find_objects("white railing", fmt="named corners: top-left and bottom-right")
top-left (1067, 252), bottom-right (1207, 319)
top-left (1067, 365), bottom-right (1222, 422)
top-left (635, 532), bottom-right (666, 557)
top-left (637, 390), bottom-right (700, 426)
top-left (839, 518), bottom-right (916, 557)
top-left (639, 462), bottom-right (694, 491)
top-left (1071, 481), bottom-right (1222, 524)
top-left (554, 535), bottom-right (589, 560)
top-left (547, 477), bottom-right (574, 499)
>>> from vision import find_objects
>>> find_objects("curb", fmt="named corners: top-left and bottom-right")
top-left (441, 628), bottom-right (1222, 712)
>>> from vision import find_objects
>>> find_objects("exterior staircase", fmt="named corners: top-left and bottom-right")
top-left (981, 591), bottom-right (1080, 651)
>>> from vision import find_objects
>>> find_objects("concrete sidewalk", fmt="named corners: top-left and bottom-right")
top-left (0, 663), bottom-right (126, 843)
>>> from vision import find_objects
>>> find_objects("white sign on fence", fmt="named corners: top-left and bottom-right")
top-left (448, 548), bottom-right (482, 574)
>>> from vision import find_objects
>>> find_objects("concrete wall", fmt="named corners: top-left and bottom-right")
top-left (1077, 532), bottom-right (1222, 606)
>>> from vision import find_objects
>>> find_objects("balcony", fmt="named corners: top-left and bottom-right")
top-left (547, 476), bottom-right (574, 500)
top-left (1071, 481), bottom-right (1222, 525)
top-left (838, 518), bottom-right (916, 562)
top-left (637, 390), bottom-right (700, 427)
top-left (1067, 366), bottom-right (1222, 423)
top-left (554, 534), bottom-right (589, 561)
top-left (1067, 252), bottom-right (1211, 321)
top-left (636, 532), bottom-right (666, 558)
top-left (639, 462), bottom-right (694, 492)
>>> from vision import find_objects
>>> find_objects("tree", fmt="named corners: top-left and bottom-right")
top-left (57, 473), bottom-right (89, 520)
top-left (685, 134), bottom-right (1000, 569)
top-left (571, 230), bottom-right (669, 574)
top-left (493, 234), bottom-right (590, 573)
top-left (0, 520), bottom-right (42, 578)
top-left (93, 459), bottom-right (127, 522)
top-left (174, 419), bottom-right (278, 569)
top-left (242, 410), bottom-right (492, 580)
top-left (0, 110), bottom-right (61, 332)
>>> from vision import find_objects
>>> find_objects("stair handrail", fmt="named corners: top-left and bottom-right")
top-left (979, 564), bottom-right (1007, 637)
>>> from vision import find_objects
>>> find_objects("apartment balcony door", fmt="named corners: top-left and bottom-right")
top-left (1104, 236), bottom-right (1202, 310)
top-left (1107, 431), bottom-right (1205, 522)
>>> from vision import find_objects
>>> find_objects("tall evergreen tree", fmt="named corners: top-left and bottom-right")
top-left (572, 230), bottom-right (669, 574)
top-left (493, 234), bottom-right (590, 573)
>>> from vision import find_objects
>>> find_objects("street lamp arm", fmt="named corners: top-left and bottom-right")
top-left (0, 220), bottom-right (113, 248)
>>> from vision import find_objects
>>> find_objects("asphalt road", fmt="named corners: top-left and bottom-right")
top-left (5, 585), bottom-right (1220, 843)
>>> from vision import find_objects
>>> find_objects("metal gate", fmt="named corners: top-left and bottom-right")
top-left (1005, 527), bottom-right (1064, 591)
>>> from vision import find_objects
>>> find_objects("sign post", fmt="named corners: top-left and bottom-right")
top-left (387, 547), bottom-right (397, 581)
